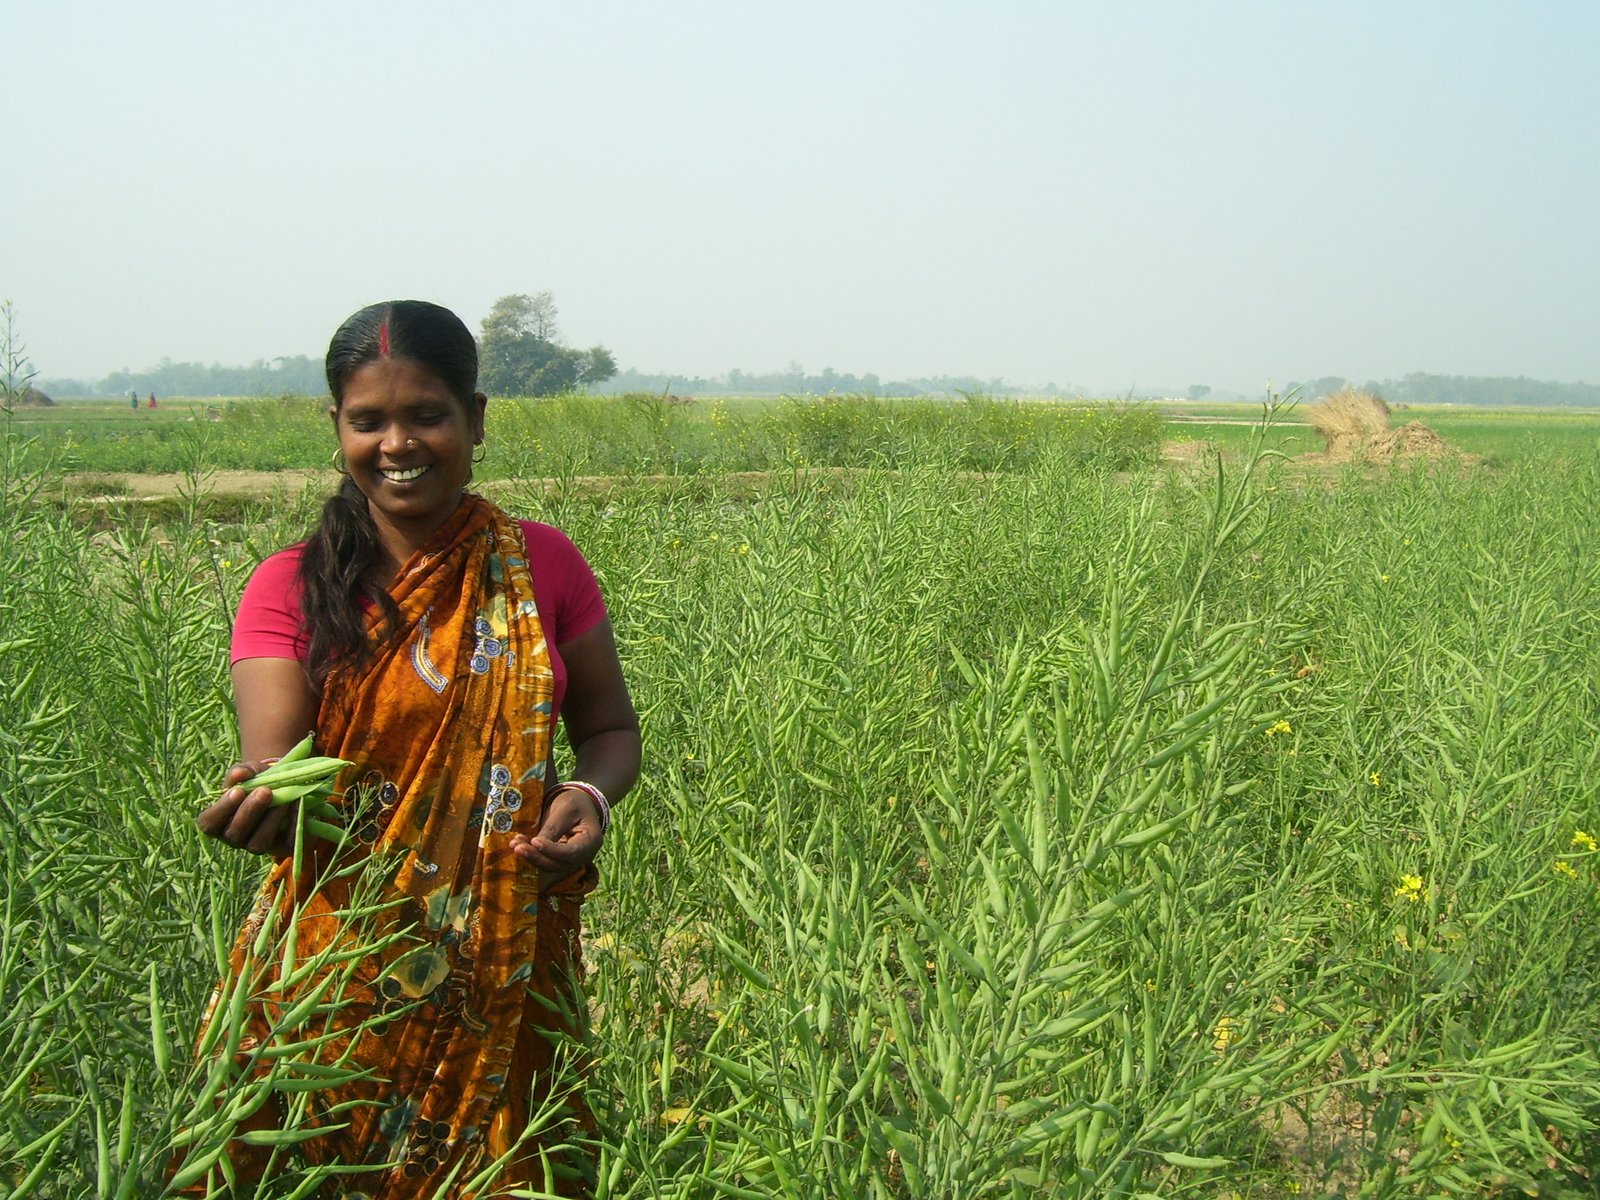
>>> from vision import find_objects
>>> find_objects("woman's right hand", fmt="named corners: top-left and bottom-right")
top-left (217, 657), bottom-right (321, 854)
top-left (196, 761), bottom-right (294, 855)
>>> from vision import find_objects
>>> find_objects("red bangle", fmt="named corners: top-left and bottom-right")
top-left (551, 780), bottom-right (611, 836)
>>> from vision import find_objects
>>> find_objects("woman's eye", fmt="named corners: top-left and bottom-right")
top-left (414, 412), bottom-right (446, 425)
top-left (349, 421), bottom-right (379, 433)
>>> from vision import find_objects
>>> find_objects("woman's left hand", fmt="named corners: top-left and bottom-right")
top-left (509, 785), bottom-right (604, 891)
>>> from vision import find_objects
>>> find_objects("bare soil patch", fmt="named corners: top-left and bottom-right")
top-left (97, 469), bottom-right (330, 499)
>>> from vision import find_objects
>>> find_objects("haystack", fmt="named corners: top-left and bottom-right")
top-left (14, 385), bottom-right (54, 407)
top-left (1305, 388), bottom-right (1390, 461)
top-left (1303, 387), bottom-right (1468, 465)
top-left (1368, 421), bottom-right (1453, 463)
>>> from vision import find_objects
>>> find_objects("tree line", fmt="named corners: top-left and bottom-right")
top-left (40, 356), bottom-right (328, 400)
top-left (1290, 372), bottom-right (1600, 408)
top-left (35, 293), bottom-right (618, 400)
top-left (592, 366), bottom-right (1055, 398)
top-left (27, 290), bottom-right (1600, 406)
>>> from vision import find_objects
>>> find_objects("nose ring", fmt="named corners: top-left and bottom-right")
top-left (405, 437), bottom-right (417, 448)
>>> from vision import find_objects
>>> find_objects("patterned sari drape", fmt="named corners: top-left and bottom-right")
top-left (184, 495), bottom-right (596, 1198)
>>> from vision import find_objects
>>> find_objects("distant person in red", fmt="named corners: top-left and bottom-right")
top-left (148, 392), bottom-right (157, 409)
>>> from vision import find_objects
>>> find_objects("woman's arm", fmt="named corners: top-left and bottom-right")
top-left (511, 619), bottom-right (641, 880)
top-left (556, 618), bottom-right (642, 803)
top-left (195, 657), bottom-right (320, 855)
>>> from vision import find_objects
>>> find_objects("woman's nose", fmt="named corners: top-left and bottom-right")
top-left (380, 426), bottom-right (412, 454)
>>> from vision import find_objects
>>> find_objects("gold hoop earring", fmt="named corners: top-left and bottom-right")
top-left (332, 448), bottom-right (348, 473)
top-left (472, 444), bottom-right (486, 464)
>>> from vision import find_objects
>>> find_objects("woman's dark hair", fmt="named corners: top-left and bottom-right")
top-left (299, 301), bottom-right (480, 684)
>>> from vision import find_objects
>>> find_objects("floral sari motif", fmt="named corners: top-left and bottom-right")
top-left (188, 496), bottom-right (595, 1197)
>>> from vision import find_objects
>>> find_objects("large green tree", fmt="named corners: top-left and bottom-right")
top-left (478, 292), bottom-right (618, 396)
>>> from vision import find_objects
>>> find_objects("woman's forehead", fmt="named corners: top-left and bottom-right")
top-left (340, 358), bottom-right (461, 409)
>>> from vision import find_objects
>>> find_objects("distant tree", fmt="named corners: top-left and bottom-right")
top-left (579, 346), bottom-right (617, 387)
top-left (481, 292), bottom-right (559, 346)
top-left (524, 292), bottom-right (561, 342)
top-left (478, 292), bottom-right (616, 396)
top-left (1186, 384), bottom-right (1211, 402)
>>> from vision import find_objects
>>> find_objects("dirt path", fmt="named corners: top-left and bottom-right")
top-left (106, 469), bottom-right (330, 499)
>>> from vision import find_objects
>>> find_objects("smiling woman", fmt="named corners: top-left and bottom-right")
top-left (185, 300), bottom-right (641, 1197)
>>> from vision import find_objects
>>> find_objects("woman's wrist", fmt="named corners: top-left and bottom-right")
top-left (550, 780), bottom-right (611, 836)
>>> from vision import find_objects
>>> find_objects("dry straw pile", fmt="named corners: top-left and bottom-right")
top-left (1304, 387), bottom-right (1464, 464)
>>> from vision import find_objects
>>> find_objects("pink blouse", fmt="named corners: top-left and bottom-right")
top-left (231, 520), bottom-right (607, 720)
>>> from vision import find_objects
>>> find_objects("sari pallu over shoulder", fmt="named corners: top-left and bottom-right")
top-left (178, 496), bottom-right (596, 1197)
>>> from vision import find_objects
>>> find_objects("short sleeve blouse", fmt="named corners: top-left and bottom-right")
top-left (231, 520), bottom-right (607, 720)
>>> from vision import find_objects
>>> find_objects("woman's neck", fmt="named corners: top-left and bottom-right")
top-left (367, 492), bottom-right (466, 582)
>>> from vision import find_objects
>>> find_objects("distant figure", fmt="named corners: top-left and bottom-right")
top-left (148, 392), bottom-right (157, 410)
top-left (131, 391), bottom-right (139, 409)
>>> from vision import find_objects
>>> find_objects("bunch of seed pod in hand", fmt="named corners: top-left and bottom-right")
top-left (248, 732), bottom-right (353, 842)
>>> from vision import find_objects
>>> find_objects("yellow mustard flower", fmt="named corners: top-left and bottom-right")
top-left (1212, 1015), bottom-right (1240, 1051)
top-left (1369, 771), bottom-right (1383, 787)
top-left (1572, 830), bottom-right (1598, 852)
top-left (1394, 874), bottom-right (1426, 902)
top-left (1553, 860), bottom-right (1580, 881)
top-left (1265, 719), bottom-right (1292, 737)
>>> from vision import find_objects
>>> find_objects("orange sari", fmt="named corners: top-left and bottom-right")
top-left (193, 496), bottom-right (596, 1197)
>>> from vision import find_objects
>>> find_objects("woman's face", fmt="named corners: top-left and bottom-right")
top-left (333, 357), bottom-right (487, 546)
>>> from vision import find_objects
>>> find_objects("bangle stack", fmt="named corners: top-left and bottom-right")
top-left (552, 780), bottom-right (611, 836)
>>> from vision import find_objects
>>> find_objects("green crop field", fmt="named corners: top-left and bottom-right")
top-left (1159, 400), bottom-right (1600, 466)
top-left (18, 392), bottom-right (1595, 478)
top-left (2, 394), bottom-right (1597, 1197)
top-left (6, 393), bottom-right (1166, 479)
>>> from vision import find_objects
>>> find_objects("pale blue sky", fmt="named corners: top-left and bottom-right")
top-left (6, 1), bottom-right (1597, 393)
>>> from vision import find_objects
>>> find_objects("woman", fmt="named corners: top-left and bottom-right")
top-left (192, 300), bottom-right (640, 1196)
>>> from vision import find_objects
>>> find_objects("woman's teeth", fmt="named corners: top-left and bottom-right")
top-left (381, 465), bottom-right (431, 482)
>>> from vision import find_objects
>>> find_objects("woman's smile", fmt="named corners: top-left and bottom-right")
top-left (380, 464), bottom-right (433, 483)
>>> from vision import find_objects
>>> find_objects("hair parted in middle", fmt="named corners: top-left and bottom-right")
top-left (324, 299), bottom-right (480, 408)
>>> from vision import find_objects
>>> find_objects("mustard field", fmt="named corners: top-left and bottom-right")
top-left (3, 396), bottom-right (1597, 1197)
